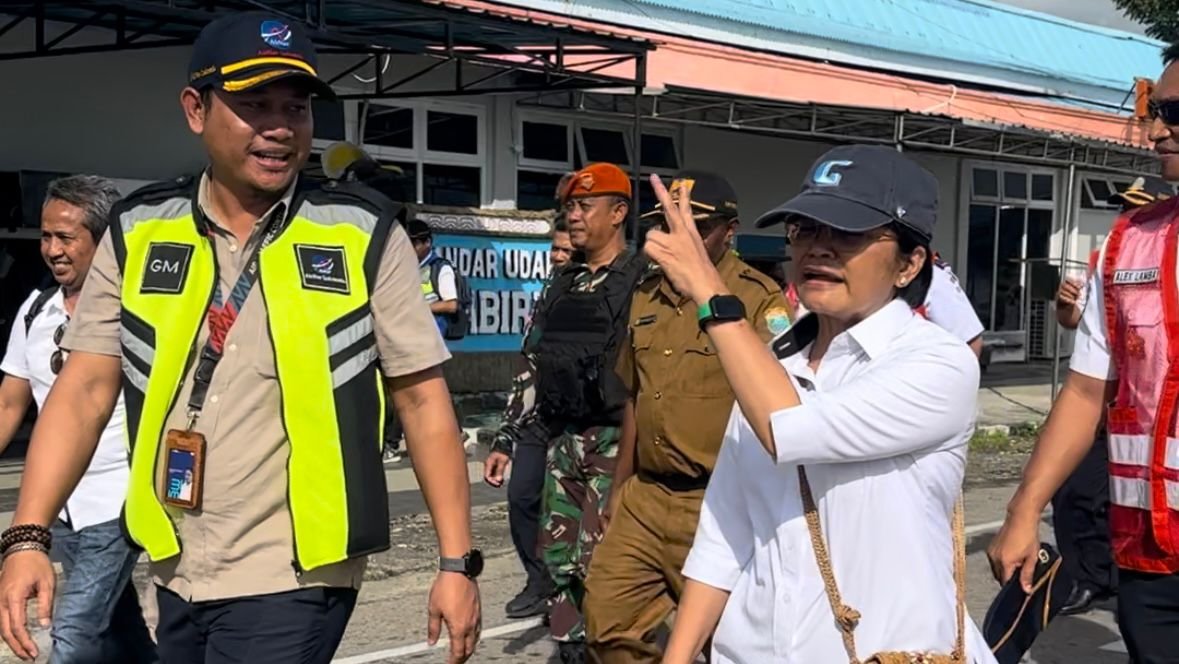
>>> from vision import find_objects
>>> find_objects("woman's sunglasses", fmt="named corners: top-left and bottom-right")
top-left (50, 321), bottom-right (68, 375)
top-left (787, 221), bottom-right (896, 253)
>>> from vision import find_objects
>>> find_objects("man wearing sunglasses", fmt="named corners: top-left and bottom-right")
top-left (0, 175), bottom-right (157, 663)
top-left (989, 44), bottom-right (1179, 660)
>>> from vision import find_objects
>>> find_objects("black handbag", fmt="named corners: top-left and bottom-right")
top-left (982, 542), bottom-right (1074, 664)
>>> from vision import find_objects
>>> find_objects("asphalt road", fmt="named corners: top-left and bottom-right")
top-left (0, 451), bottom-right (1128, 664)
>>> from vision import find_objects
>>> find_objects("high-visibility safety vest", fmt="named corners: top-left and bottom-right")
top-left (112, 175), bottom-right (396, 573)
top-left (1102, 197), bottom-right (1179, 573)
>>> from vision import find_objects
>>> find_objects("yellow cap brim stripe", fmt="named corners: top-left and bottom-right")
top-left (223, 69), bottom-right (297, 92)
top-left (221, 56), bottom-right (316, 77)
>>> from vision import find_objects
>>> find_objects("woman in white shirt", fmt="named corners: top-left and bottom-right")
top-left (642, 145), bottom-right (996, 664)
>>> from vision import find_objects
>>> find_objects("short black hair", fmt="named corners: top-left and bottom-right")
top-left (891, 222), bottom-right (933, 308)
top-left (553, 217), bottom-right (569, 233)
top-left (1164, 42), bottom-right (1179, 65)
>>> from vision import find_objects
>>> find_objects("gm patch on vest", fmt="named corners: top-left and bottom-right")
top-left (140, 242), bottom-right (194, 294)
top-left (1112, 268), bottom-right (1159, 285)
top-left (295, 244), bottom-right (350, 294)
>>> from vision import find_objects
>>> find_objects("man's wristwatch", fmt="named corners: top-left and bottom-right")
top-left (439, 549), bottom-right (484, 579)
top-left (697, 294), bottom-right (746, 331)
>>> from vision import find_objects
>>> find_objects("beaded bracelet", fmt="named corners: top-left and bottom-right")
top-left (0, 524), bottom-right (52, 555)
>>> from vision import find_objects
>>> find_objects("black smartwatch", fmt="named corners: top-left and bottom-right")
top-left (439, 549), bottom-right (484, 579)
top-left (696, 294), bottom-right (746, 331)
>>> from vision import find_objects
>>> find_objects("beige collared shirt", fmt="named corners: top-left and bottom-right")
top-left (62, 173), bottom-right (451, 601)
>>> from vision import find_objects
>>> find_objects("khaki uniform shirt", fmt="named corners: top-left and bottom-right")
top-left (617, 252), bottom-right (787, 482)
top-left (62, 174), bottom-right (450, 601)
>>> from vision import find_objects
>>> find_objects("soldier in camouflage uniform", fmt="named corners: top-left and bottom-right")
top-left (484, 212), bottom-right (575, 619)
top-left (520, 163), bottom-right (647, 664)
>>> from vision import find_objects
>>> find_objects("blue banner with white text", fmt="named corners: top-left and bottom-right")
top-left (433, 234), bottom-right (552, 353)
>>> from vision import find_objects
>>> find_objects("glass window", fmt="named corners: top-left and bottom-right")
top-left (1087, 178), bottom-right (1113, 203)
top-left (972, 169), bottom-right (998, 198)
top-left (1080, 185), bottom-right (1097, 209)
top-left (368, 161), bottom-right (417, 204)
top-left (364, 105), bottom-right (413, 149)
top-left (581, 128), bottom-right (629, 165)
top-left (423, 164), bottom-right (480, 207)
top-left (1031, 173), bottom-right (1054, 201)
top-left (517, 170), bottom-right (566, 211)
top-left (995, 207), bottom-right (1025, 331)
top-left (523, 122), bottom-right (569, 163)
top-left (427, 111), bottom-right (478, 155)
top-left (635, 179), bottom-right (659, 217)
top-left (1003, 171), bottom-right (1028, 200)
top-left (640, 134), bottom-right (679, 170)
top-left (312, 100), bottom-right (346, 141)
top-left (967, 204), bottom-right (996, 329)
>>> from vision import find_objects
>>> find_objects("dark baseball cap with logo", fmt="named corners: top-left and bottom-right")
top-left (1109, 175), bottom-right (1173, 210)
top-left (755, 145), bottom-right (938, 242)
top-left (188, 11), bottom-right (335, 99)
top-left (642, 170), bottom-right (740, 221)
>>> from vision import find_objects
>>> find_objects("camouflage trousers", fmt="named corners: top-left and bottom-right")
top-left (539, 425), bottom-right (620, 643)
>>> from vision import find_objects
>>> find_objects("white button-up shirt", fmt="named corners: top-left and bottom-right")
top-left (1, 288), bottom-right (130, 530)
top-left (1069, 241), bottom-right (1116, 381)
top-left (924, 262), bottom-right (985, 343)
top-left (682, 299), bottom-right (997, 664)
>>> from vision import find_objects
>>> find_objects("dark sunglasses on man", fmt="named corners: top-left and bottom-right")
top-left (1149, 98), bottom-right (1179, 125)
top-left (50, 321), bottom-right (69, 375)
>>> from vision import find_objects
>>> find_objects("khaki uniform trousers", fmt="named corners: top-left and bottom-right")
top-left (584, 475), bottom-right (706, 663)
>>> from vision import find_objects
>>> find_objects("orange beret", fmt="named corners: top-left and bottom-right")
top-left (560, 163), bottom-right (632, 202)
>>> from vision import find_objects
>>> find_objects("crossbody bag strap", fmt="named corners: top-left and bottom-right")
top-left (797, 466), bottom-right (967, 664)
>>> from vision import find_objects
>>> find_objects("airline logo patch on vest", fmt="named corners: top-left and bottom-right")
top-left (295, 244), bottom-right (350, 294)
top-left (141, 242), bottom-right (194, 294)
top-left (1112, 268), bottom-right (1160, 285)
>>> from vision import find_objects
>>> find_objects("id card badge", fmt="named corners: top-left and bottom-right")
top-left (162, 429), bottom-right (206, 510)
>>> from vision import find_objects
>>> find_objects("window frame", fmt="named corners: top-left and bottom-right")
top-left (358, 99), bottom-right (489, 206)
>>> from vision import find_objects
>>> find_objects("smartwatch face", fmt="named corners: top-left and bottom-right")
top-left (713, 296), bottom-right (745, 320)
top-left (467, 550), bottom-right (484, 577)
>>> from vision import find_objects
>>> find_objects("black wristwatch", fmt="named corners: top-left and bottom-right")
top-left (697, 294), bottom-right (746, 331)
top-left (439, 549), bottom-right (484, 579)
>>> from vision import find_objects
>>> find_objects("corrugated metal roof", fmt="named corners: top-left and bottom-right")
top-left (573, 0), bottom-right (1165, 96)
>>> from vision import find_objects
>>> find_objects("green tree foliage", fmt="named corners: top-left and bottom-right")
top-left (1114, 0), bottom-right (1179, 43)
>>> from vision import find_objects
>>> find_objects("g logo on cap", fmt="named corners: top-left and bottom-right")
top-left (812, 160), bottom-right (853, 187)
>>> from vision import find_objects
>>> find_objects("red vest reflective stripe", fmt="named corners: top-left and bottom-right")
top-left (1103, 197), bottom-right (1179, 573)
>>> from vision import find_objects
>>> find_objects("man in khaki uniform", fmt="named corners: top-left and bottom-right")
top-left (584, 171), bottom-right (788, 663)
top-left (0, 12), bottom-right (479, 664)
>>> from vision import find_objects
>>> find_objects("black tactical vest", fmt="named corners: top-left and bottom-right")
top-left (532, 253), bottom-right (647, 427)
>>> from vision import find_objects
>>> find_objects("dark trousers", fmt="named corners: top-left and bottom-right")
top-left (155, 586), bottom-right (358, 664)
top-left (1051, 432), bottom-right (1117, 595)
top-left (1118, 569), bottom-right (1179, 663)
top-left (509, 430), bottom-right (555, 595)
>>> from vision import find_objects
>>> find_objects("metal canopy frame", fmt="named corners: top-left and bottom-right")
top-left (0, 1), bottom-right (651, 99)
top-left (520, 86), bottom-right (1158, 176)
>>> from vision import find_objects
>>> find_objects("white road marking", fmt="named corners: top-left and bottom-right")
top-left (1098, 639), bottom-right (1127, 653)
top-left (332, 618), bottom-right (544, 663)
top-left (338, 518), bottom-right (1025, 663)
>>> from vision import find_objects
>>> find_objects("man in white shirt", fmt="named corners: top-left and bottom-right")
top-left (922, 257), bottom-right (984, 357)
top-left (0, 176), bottom-right (156, 663)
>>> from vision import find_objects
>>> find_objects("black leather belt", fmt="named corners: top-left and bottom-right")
top-left (638, 472), bottom-right (710, 492)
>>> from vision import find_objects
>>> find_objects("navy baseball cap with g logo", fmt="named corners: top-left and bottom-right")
top-left (755, 145), bottom-right (938, 242)
top-left (188, 11), bottom-right (335, 99)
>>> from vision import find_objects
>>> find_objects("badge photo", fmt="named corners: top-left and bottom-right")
top-left (163, 429), bottom-right (206, 510)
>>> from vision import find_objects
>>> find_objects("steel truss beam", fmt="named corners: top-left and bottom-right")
top-left (0, 0), bottom-right (649, 97)
top-left (520, 89), bottom-right (1158, 177)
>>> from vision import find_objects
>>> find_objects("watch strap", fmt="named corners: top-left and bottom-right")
top-left (439, 556), bottom-right (466, 573)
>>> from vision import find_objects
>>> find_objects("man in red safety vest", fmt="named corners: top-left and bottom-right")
top-left (989, 43), bottom-right (1179, 660)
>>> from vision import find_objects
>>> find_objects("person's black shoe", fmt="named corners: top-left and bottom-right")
top-left (558, 642), bottom-right (586, 664)
top-left (1060, 586), bottom-right (1097, 616)
top-left (505, 588), bottom-right (550, 619)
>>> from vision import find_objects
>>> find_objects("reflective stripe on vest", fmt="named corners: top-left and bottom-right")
top-left (1102, 197), bottom-right (1179, 573)
top-left (114, 186), bottom-right (391, 572)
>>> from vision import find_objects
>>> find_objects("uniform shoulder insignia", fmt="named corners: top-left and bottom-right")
top-left (736, 261), bottom-right (780, 294)
top-left (302, 178), bottom-right (405, 222)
